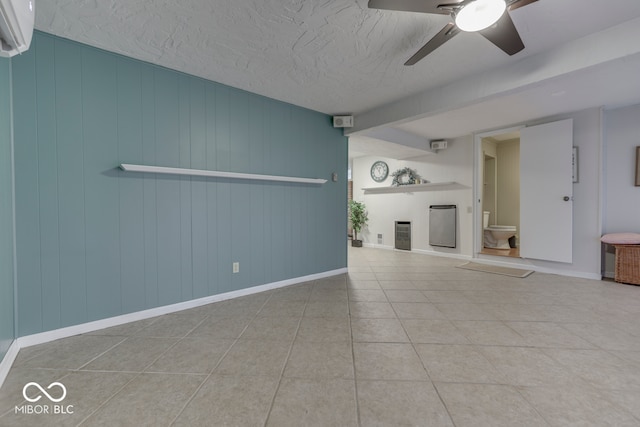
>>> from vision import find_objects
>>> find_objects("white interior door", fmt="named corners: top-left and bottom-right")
top-left (520, 119), bottom-right (573, 263)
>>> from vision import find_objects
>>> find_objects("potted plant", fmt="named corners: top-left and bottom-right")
top-left (349, 200), bottom-right (368, 247)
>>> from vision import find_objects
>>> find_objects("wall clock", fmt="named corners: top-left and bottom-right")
top-left (370, 160), bottom-right (389, 182)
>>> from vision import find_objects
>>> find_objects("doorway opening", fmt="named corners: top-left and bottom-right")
top-left (479, 131), bottom-right (521, 259)
top-left (474, 119), bottom-right (574, 264)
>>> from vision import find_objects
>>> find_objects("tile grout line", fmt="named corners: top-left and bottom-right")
top-left (260, 281), bottom-right (316, 427)
top-left (390, 272), bottom-right (460, 427)
top-left (168, 291), bottom-right (276, 427)
top-left (75, 372), bottom-right (145, 426)
top-left (347, 270), bottom-right (362, 427)
top-left (430, 381), bottom-right (460, 427)
top-left (511, 386), bottom-right (554, 427)
top-left (76, 314), bottom-right (213, 426)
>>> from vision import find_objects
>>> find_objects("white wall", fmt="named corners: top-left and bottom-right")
top-left (603, 104), bottom-right (640, 233)
top-left (564, 108), bottom-right (603, 278)
top-left (602, 103), bottom-right (640, 276)
top-left (352, 135), bottom-right (474, 257)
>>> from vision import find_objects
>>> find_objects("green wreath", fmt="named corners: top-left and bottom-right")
top-left (391, 167), bottom-right (419, 186)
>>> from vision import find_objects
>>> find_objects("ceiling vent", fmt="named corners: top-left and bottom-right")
top-left (0, 0), bottom-right (35, 57)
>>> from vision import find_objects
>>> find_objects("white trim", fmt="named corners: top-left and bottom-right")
top-left (362, 242), bottom-right (394, 250)
top-left (598, 107), bottom-right (605, 276)
top-left (475, 254), bottom-right (601, 280)
top-left (412, 248), bottom-right (473, 262)
top-left (0, 340), bottom-right (19, 389)
top-left (362, 182), bottom-right (460, 194)
top-left (0, 267), bottom-right (347, 388)
top-left (16, 267), bottom-right (346, 349)
top-left (120, 164), bottom-right (327, 185)
top-left (10, 57), bottom-right (19, 343)
top-left (362, 242), bottom-right (473, 262)
top-left (473, 131), bottom-right (481, 256)
top-left (473, 126), bottom-right (523, 257)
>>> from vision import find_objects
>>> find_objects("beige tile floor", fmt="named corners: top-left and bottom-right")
top-left (2, 246), bottom-right (640, 426)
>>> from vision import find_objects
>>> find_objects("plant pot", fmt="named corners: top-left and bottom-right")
top-left (351, 239), bottom-right (363, 247)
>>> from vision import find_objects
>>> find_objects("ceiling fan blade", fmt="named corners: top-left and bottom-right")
top-left (405, 23), bottom-right (460, 66)
top-left (478, 12), bottom-right (524, 56)
top-left (368, 0), bottom-right (453, 15)
top-left (507, 0), bottom-right (538, 11)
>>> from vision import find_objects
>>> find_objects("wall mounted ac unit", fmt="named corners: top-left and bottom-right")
top-left (0, 0), bottom-right (35, 57)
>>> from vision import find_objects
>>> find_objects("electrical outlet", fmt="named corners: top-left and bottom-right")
top-left (233, 262), bottom-right (239, 273)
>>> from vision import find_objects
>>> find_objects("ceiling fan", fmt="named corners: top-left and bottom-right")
top-left (368, 0), bottom-right (538, 65)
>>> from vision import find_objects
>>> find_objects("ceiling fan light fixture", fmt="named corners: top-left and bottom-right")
top-left (455, 0), bottom-right (506, 32)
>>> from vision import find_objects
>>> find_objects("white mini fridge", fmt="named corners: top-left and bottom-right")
top-left (429, 205), bottom-right (456, 248)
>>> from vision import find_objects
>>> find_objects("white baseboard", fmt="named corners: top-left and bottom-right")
top-left (0, 340), bottom-right (20, 390)
top-left (412, 248), bottom-right (473, 262)
top-left (475, 255), bottom-right (602, 280)
top-left (362, 243), bottom-right (601, 280)
top-left (362, 243), bottom-right (472, 262)
top-left (0, 267), bottom-right (346, 389)
top-left (362, 243), bottom-right (394, 250)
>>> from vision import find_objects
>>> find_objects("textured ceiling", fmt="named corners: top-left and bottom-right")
top-left (35, 0), bottom-right (640, 117)
top-left (34, 1), bottom-right (640, 159)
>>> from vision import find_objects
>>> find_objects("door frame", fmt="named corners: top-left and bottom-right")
top-left (472, 126), bottom-right (523, 258)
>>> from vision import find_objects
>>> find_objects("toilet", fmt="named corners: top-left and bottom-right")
top-left (483, 211), bottom-right (517, 249)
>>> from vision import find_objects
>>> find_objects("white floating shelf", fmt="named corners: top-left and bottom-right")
top-left (362, 182), bottom-right (462, 194)
top-left (119, 164), bottom-right (327, 184)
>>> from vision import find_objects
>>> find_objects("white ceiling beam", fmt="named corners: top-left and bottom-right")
top-left (361, 127), bottom-right (434, 154)
top-left (346, 16), bottom-right (640, 135)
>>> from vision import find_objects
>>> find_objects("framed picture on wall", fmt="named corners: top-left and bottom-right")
top-left (572, 147), bottom-right (579, 183)
top-left (636, 146), bottom-right (640, 186)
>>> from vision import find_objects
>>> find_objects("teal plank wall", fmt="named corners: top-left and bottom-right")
top-left (11, 32), bottom-right (347, 336)
top-left (0, 57), bottom-right (15, 359)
